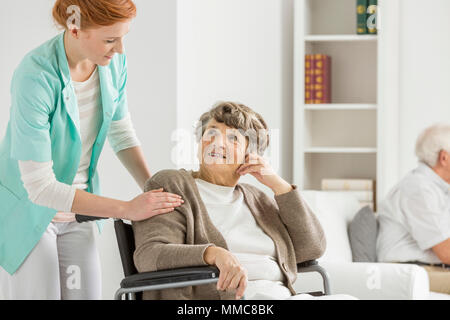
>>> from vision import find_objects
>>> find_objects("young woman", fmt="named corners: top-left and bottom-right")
top-left (0, 0), bottom-right (183, 299)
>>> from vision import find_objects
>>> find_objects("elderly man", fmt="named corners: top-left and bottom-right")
top-left (376, 123), bottom-right (450, 294)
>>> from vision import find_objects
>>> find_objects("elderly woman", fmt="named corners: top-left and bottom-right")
top-left (132, 102), bottom-right (327, 300)
top-left (376, 123), bottom-right (450, 295)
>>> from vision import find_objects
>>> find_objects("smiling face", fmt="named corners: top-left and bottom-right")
top-left (198, 119), bottom-right (248, 176)
top-left (75, 20), bottom-right (131, 66)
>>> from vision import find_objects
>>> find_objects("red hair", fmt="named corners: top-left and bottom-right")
top-left (52, 0), bottom-right (137, 30)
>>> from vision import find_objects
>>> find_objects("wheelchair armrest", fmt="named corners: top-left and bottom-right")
top-left (297, 260), bottom-right (331, 295)
top-left (297, 259), bottom-right (318, 269)
top-left (120, 266), bottom-right (220, 289)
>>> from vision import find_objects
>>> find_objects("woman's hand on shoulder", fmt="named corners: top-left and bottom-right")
top-left (125, 188), bottom-right (184, 221)
top-left (203, 246), bottom-right (247, 300)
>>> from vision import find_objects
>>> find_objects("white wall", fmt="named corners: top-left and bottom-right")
top-left (0, 0), bottom-right (57, 137)
top-left (376, 0), bottom-right (450, 199)
top-left (176, 0), bottom-right (294, 189)
top-left (397, 0), bottom-right (450, 178)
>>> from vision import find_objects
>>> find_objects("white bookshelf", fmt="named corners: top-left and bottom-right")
top-left (304, 103), bottom-right (377, 110)
top-left (304, 34), bottom-right (377, 42)
top-left (304, 147), bottom-right (378, 154)
top-left (293, 0), bottom-right (384, 207)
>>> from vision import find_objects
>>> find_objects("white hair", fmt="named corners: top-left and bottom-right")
top-left (415, 123), bottom-right (450, 167)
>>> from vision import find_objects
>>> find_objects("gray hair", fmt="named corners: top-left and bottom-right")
top-left (415, 123), bottom-right (450, 167)
top-left (195, 101), bottom-right (270, 156)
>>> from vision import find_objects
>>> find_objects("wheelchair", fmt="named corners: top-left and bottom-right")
top-left (114, 219), bottom-right (330, 300)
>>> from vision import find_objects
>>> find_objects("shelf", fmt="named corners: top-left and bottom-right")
top-left (304, 103), bottom-right (377, 110)
top-left (304, 152), bottom-right (377, 190)
top-left (294, 0), bottom-right (381, 197)
top-left (304, 147), bottom-right (377, 154)
top-left (305, 40), bottom-right (377, 103)
top-left (303, 0), bottom-right (360, 36)
top-left (304, 109), bottom-right (376, 148)
top-left (304, 34), bottom-right (377, 42)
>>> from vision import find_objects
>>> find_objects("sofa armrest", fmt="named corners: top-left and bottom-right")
top-left (293, 261), bottom-right (430, 300)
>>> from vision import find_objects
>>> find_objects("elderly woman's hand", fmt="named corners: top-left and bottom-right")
top-left (236, 153), bottom-right (293, 196)
top-left (203, 246), bottom-right (248, 300)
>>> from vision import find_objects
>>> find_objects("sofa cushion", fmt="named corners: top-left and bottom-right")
top-left (348, 205), bottom-right (378, 262)
top-left (300, 191), bottom-right (362, 262)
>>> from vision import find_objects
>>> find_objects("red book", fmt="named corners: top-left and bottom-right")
top-left (323, 55), bottom-right (331, 103)
top-left (313, 54), bottom-right (331, 103)
top-left (304, 55), bottom-right (314, 104)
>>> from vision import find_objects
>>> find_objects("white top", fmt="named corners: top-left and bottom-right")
top-left (194, 178), bottom-right (292, 299)
top-left (18, 66), bottom-right (141, 222)
top-left (71, 67), bottom-right (103, 190)
top-left (376, 162), bottom-right (450, 264)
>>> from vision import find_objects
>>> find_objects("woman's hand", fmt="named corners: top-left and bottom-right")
top-left (236, 153), bottom-right (292, 196)
top-left (203, 247), bottom-right (247, 300)
top-left (125, 188), bottom-right (184, 221)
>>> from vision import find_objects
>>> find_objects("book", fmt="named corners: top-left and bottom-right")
top-left (357, 0), bottom-right (368, 34)
top-left (312, 54), bottom-right (331, 104)
top-left (367, 0), bottom-right (377, 34)
top-left (305, 55), bottom-right (314, 104)
top-left (321, 178), bottom-right (377, 212)
top-left (321, 179), bottom-right (374, 191)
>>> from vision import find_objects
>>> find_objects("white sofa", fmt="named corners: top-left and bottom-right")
top-left (292, 191), bottom-right (449, 300)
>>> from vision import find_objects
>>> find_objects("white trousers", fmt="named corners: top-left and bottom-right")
top-left (248, 292), bottom-right (358, 300)
top-left (245, 280), bottom-right (358, 300)
top-left (0, 221), bottom-right (101, 300)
